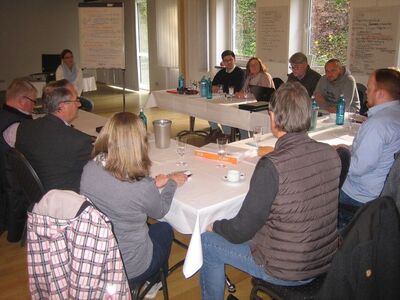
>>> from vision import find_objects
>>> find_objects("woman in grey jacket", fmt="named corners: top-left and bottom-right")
top-left (80, 112), bottom-right (187, 285)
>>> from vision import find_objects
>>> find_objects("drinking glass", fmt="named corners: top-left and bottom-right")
top-left (216, 136), bottom-right (228, 168)
top-left (176, 137), bottom-right (187, 166)
top-left (227, 86), bottom-right (235, 99)
top-left (253, 126), bottom-right (264, 147)
top-left (346, 107), bottom-right (357, 133)
top-left (218, 84), bottom-right (224, 99)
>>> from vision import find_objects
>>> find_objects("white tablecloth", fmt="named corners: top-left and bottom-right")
top-left (70, 111), bottom-right (360, 279)
top-left (146, 90), bottom-right (271, 132)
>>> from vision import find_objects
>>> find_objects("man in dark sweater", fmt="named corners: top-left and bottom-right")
top-left (287, 52), bottom-right (321, 97)
top-left (209, 50), bottom-right (245, 136)
top-left (0, 78), bottom-right (37, 236)
top-left (200, 82), bottom-right (341, 299)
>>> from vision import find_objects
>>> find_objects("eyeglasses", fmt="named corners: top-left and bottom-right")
top-left (62, 98), bottom-right (81, 104)
top-left (289, 64), bottom-right (304, 71)
top-left (23, 96), bottom-right (37, 104)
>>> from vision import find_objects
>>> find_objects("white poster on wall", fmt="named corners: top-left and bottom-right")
top-left (78, 3), bottom-right (125, 69)
top-left (349, 6), bottom-right (400, 75)
top-left (256, 6), bottom-right (289, 64)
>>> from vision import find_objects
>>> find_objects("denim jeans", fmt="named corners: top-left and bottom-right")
top-left (129, 222), bottom-right (173, 285)
top-left (338, 190), bottom-right (363, 229)
top-left (200, 232), bottom-right (312, 300)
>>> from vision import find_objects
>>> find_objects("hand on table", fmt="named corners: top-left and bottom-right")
top-left (155, 172), bottom-right (188, 188)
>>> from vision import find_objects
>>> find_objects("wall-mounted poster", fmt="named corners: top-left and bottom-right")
top-left (349, 6), bottom-right (400, 75)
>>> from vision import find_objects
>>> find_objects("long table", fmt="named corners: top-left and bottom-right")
top-left (146, 90), bottom-right (271, 132)
top-left (71, 111), bottom-right (359, 279)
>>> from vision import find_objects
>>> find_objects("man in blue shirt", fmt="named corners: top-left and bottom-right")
top-left (340, 68), bottom-right (400, 206)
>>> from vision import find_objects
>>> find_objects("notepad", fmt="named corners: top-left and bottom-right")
top-left (194, 149), bottom-right (238, 164)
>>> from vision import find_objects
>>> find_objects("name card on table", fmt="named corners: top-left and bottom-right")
top-left (194, 149), bottom-right (238, 165)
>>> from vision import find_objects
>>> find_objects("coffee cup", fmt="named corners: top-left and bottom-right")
top-left (227, 169), bottom-right (240, 182)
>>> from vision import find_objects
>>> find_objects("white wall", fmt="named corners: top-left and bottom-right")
top-left (0, 0), bottom-right (139, 91)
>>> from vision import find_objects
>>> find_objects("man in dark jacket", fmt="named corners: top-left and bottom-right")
top-left (0, 78), bottom-right (37, 236)
top-left (200, 82), bottom-right (341, 300)
top-left (287, 52), bottom-right (321, 97)
top-left (3, 79), bottom-right (92, 193)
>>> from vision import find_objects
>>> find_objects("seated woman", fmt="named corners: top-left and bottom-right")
top-left (238, 57), bottom-right (275, 98)
top-left (237, 57), bottom-right (275, 139)
top-left (56, 49), bottom-right (93, 112)
top-left (80, 112), bottom-right (187, 288)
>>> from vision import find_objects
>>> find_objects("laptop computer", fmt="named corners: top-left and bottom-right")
top-left (248, 85), bottom-right (275, 102)
top-left (238, 101), bottom-right (269, 112)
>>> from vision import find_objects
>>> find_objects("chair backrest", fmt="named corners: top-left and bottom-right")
top-left (356, 83), bottom-right (368, 116)
top-left (5, 148), bottom-right (45, 208)
top-left (273, 77), bottom-right (284, 90)
top-left (381, 150), bottom-right (400, 213)
top-left (336, 147), bottom-right (351, 189)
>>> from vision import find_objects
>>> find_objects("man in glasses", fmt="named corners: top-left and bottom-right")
top-left (3, 79), bottom-right (92, 193)
top-left (0, 78), bottom-right (37, 236)
top-left (287, 52), bottom-right (321, 97)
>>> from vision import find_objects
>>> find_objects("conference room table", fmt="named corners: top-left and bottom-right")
top-left (145, 90), bottom-right (271, 133)
top-left (29, 76), bottom-right (97, 97)
top-left (71, 110), bottom-right (359, 279)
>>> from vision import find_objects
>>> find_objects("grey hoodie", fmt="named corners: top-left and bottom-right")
top-left (314, 67), bottom-right (360, 111)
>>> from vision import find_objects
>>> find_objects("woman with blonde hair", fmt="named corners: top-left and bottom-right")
top-left (80, 112), bottom-right (187, 287)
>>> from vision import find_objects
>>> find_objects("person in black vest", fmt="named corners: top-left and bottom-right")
top-left (3, 79), bottom-right (92, 193)
top-left (0, 78), bottom-right (37, 237)
top-left (200, 82), bottom-right (341, 299)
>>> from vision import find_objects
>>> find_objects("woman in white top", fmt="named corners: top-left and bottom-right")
top-left (56, 49), bottom-right (93, 111)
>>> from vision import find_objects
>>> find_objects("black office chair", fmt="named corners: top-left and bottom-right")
top-left (356, 83), bottom-right (368, 116)
top-left (273, 77), bottom-right (284, 90)
top-left (4, 148), bottom-right (45, 245)
top-left (129, 267), bottom-right (169, 300)
top-left (250, 196), bottom-right (400, 300)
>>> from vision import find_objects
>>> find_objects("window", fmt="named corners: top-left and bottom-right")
top-left (232, 0), bottom-right (256, 63)
top-left (308, 0), bottom-right (350, 69)
top-left (135, 0), bottom-right (149, 90)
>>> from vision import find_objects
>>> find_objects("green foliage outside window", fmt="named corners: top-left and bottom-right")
top-left (234, 0), bottom-right (256, 58)
top-left (310, 0), bottom-right (350, 67)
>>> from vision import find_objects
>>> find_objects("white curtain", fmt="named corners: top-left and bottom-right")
top-left (156, 0), bottom-right (179, 68)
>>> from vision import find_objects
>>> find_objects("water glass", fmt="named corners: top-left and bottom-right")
top-left (216, 136), bottom-right (228, 168)
top-left (218, 84), bottom-right (224, 99)
top-left (227, 86), bottom-right (234, 99)
top-left (253, 126), bottom-right (264, 147)
top-left (176, 137), bottom-right (187, 166)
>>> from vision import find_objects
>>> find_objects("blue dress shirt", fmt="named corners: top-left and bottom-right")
top-left (342, 100), bottom-right (400, 203)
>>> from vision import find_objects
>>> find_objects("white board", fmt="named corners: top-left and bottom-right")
top-left (349, 6), bottom-right (400, 75)
top-left (78, 2), bottom-right (125, 69)
top-left (256, 6), bottom-right (289, 64)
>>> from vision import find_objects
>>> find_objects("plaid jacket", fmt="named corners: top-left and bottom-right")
top-left (27, 190), bottom-right (131, 299)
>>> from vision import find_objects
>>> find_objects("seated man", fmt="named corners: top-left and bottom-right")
top-left (339, 68), bottom-right (400, 208)
top-left (209, 50), bottom-right (245, 136)
top-left (3, 79), bottom-right (93, 193)
top-left (0, 78), bottom-right (37, 235)
top-left (200, 82), bottom-right (341, 299)
top-left (287, 52), bottom-right (321, 97)
top-left (314, 58), bottom-right (360, 112)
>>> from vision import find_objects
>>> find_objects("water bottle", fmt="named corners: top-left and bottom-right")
top-left (206, 77), bottom-right (213, 99)
top-left (178, 74), bottom-right (185, 94)
top-left (139, 108), bottom-right (147, 129)
top-left (310, 96), bottom-right (319, 130)
top-left (200, 76), bottom-right (208, 97)
top-left (336, 94), bottom-right (345, 125)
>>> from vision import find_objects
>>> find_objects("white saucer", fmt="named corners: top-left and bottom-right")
top-left (222, 173), bottom-right (245, 184)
